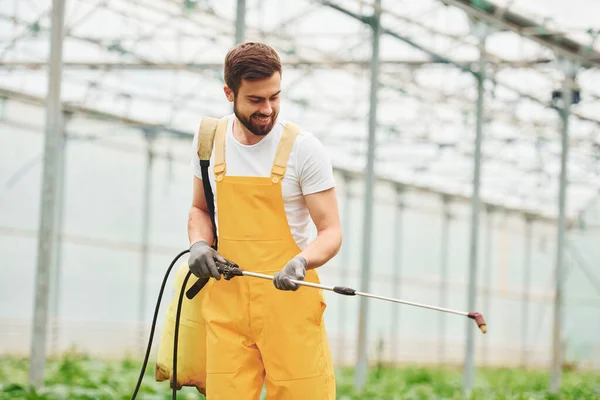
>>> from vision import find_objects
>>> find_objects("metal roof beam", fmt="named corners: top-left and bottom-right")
top-left (0, 59), bottom-right (553, 70)
top-left (319, 0), bottom-right (600, 128)
top-left (0, 86), bottom-right (191, 138)
top-left (440, 0), bottom-right (600, 69)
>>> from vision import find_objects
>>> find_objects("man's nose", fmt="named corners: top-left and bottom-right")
top-left (260, 102), bottom-right (273, 116)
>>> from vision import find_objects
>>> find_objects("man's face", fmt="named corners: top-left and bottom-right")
top-left (229, 72), bottom-right (281, 136)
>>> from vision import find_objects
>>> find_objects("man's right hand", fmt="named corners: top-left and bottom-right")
top-left (188, 240), bottom-right (225, 280)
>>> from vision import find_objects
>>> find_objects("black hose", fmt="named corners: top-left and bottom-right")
top-left (129, 249), bottom-right (189, 400)
top-left (172, 269), bottom-right (199, 399)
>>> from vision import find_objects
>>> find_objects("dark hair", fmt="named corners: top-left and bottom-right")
top-left (224, 42), bottom-right (282, 95)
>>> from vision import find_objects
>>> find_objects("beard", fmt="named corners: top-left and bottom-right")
top-left (233, 100), bottom-right (278, 137)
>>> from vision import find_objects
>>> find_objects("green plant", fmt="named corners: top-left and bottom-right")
top-left (1, 354), bottom-right (599, 399)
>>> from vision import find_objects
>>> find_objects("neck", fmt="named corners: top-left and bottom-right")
top-left (233, 118), bottom-right (265, 145)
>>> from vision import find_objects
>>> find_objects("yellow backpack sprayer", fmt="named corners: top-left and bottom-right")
top-left (128, 117), bottom-right (487, 399)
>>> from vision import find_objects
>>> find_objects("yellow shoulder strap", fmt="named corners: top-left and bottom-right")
top-left (213, 116), bottom-right (229, 181)
top-left (271, 121), bottom-right (301, 183)
top-left (194, 116), bottom-right (228, 174)
top-left (196, 117), bottom-right (219, 161)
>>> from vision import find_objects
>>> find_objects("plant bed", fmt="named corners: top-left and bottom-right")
top-left (1, 352), bottom-right (598, 399)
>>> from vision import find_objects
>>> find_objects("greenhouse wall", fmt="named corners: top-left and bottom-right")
top-left (1, 98), bottom-right (598, 371)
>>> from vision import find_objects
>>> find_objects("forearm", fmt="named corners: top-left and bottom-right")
top-left (188, 206), bottom-right (215, 246)
top-left (298, 227), bottom-right (342, 270)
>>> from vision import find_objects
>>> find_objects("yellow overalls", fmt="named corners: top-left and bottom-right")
top-left (156, 118), bottom-right (336, 399)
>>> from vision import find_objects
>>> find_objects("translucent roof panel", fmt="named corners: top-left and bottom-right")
top-left (0, 0), bottom-right (599, 221)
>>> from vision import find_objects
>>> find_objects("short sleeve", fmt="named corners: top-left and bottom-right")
top-left (190, 118), bottom-right (203, 179)
top-left (296, 133), bottom-right (336, 195)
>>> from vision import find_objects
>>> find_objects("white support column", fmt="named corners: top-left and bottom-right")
top-left (354, 0), bottom-right (382, 390)
top-left (235, 0), bottom-right (246, 44)
top-left (463, 19), bottom-right (490, 395)
top-left (29, 0), bottom-right (65, 388)
top-left (390, 185), bottom-right (404, 363)
top-left (49, 110), bottom-right (72, 357)
top-left (338, 173), bottom-right (353, 365)
top-left (521, 215), bottom-right (533, 367)
top-left (439, 195), bottom-right (451, 365)
top-left (550, 57), bottom-right (579, 394)
top-left (138, 130), bottom-right (155, 355)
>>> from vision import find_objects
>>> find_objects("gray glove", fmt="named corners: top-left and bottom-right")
top-left (273, 256), bottom-right (307, 291)
top-left (188, 240), bottom-right (225, 280)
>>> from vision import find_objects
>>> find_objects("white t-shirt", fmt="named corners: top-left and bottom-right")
top-left (190, 113), bottom-right (336, 250)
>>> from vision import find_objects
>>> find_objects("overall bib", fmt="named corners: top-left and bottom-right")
top-left (201, 120), bottom-right (336, 399)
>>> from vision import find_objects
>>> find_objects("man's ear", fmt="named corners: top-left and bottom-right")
top-left (223, 85), bottom-right (234, 102)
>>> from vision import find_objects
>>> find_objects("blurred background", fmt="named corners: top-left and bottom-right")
top-left (1, 0), bottom-right (599, 398)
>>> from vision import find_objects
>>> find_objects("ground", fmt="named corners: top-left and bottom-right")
top-left (1, 351), bottom-right (599, 399)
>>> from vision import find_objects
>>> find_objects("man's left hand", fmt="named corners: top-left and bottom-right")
top-left (273, 256), bottom-right (307, 291)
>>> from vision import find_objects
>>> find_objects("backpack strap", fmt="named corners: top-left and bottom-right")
top-left (196, 116), bottom-right (228, 250)
top-left (271, 121), bottom-right (301, 183)
top-left (186, 116), bottom-right (228, 300)
top-left (213, 116), bottom-right (228, 182)
top-left (196, 117), bottom-right (218, 161)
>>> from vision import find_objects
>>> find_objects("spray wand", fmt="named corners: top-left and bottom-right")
top-left (186, 259), bottom-right (487, 333)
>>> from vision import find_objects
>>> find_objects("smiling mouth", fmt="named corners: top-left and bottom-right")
top-left (252, 115), bottom-right (270, 122)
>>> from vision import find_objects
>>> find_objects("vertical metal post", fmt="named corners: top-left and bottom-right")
top-left (235, 0), bottom-right (246, 44)
top-left (49, 111), bottom-right (71, 357)
top-left (439, 195), bottom-right (451, 364)
top-left (481, 206), bottom-right (493, 365)
top-left (550, 59), bottom-right (577, 394)
top-left (138, 131), bottom-right (155, 353)
top-left (521, 215), bottom-right (533, 367)
top-left (338, 173), bottom-right (352, 365)
top-left (464, 21), bottom-right (487, 395)
top-left (29, 0), bottom-right (65, 387)
top-left (390, 185), bottom-right (404, 363)
top-left (354, 0), bottom-right (382, 390)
